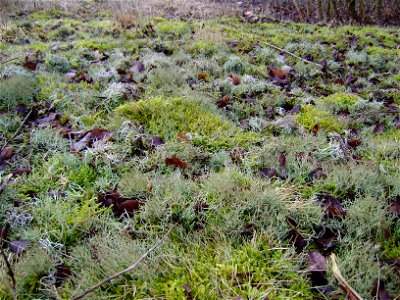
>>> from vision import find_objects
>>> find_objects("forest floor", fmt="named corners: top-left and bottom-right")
top-left (0, 2), bottom-right (400, 299)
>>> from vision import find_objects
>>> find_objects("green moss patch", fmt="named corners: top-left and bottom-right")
top-left (116, 97), bottom-right (260, 150)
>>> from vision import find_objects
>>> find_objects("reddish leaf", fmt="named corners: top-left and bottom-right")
top-left (230, 74), bottom-right (241, 85)
top-left (260, 167), bottom-right (277, 178)
top-left (165, 155), bottom-right (188, 169)
top-left (198, 72), bottom-right (209, 81)
top-left (23, 60), bottom-right (37, 71)
top-left (371, 279), bottom-right (392, 300)
top-left (98, 192), bottom-right (144, 217)
top-left (269, 67), bottom-right (290, 80)
top-left (183, 284), bottom-right (193, 300)
top-left (389, 196), bottom-right (400, 214)
top-left (10, 240), bottom-right (31, 254)
top-left (0, 147), bottom-right (13, 165)
top-left (311, 124), bottom-right (320, 135)
top-left (12, 168), bottom-right (31, 176)
top-left (317, 194), bottom-right (347, 218)
top-left (116, 199), bottom-right (143, 215)
top-left (194, 202), bottom-right (209, 212)
top-left (308, 251), bottom-right (327, 272)
top-left (146, 136), bottom-right (165, 149)
top-left (347, 138), bottom-right (362, 148)
top-left (308, 168), bottom-right (327, 180)
top-left (54, 265), bottom-right (72, 286)
top-left (278, 152), bottom-right (286, 168)
top-left (373, 122), bottom-right (385, 134)
top-left (217, 95), bottom-right (231, 109)
top-left (286, 218), bottom-right (306, 253)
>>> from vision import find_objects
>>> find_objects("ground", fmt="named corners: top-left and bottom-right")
top-left (0, 4), bottom-right (399, 300)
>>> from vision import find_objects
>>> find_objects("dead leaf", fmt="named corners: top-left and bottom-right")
top-left (389, 196), bottom-right (400, 214)
top-left (317, 194), bottom-right (347, 218)
top-left (286, 217), bottom-right (306, 253)
top-left (55, 265), bottom-right (72, 286)
top-left (278, 152), bottom-right (286, 168)
top-left (230, 74), bottom-right (241, 85)
top-left (217, 95), bottom-right (231, 109)
top-left (373, 122), bottom-right (385, 134)
top-left (314, 227), bottom-right (338, 251)
top-left (183, 284), bottom-right (193, 300)
top-left (98, 192), bottom-right (144, 217)
top-left (371, 279), bottom-right (392, 300)
top-left (0, 147), bottom-right (13, 165)
top-left (12, 168), bottom-right (31, 176)
top-left (165, 155), bottom-right (188, 169)
top-left (308, 168), bottom-right (327, 180)
top-left (198, 72), bottom-right (209, 82)
top-left (10, 240), bottom-right (32, 254)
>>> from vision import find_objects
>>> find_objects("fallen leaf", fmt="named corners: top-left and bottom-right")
top-left (317, 194), bottom-right (347, 218)
top-left (10, 240), bottom-right (31, 254)
top-left (217, 95), bottom-right (231, 109)
top-left (389, 196), bottom-right (400, 214)
top-left (307, 251), bottom-right (329, 287)
top-left (12, 168), bottom-right (31, 176)
top-left (278, 152), bottom-right (286, 167)
top-left (98, 192), bottom-right (145, 217)
top-left (347, 138), bottom-right (362, 148)
top-left (183, 284), bottom-right (193, 300)
top-left (308, 168), bottom-right (327, 180)
top-left (371, 279), bottom-right (392, 300)
top-left (194, 202), bottom-right (209, 212)
top-left (286, 217), bottom-right (306, 253)
top-left (146, 136), bottom-right (165, 149)
top-left (260, 167), bottom-right (277, 178)
top-left (230, 74), bottom-right (241, 85)
top-left (0, 147), bottom-right (13, 165)
top-left (198, 72), bottom-right (209, 81)
top-left (289, 104), bottom-right (301, 114)
top-left (314, 227), bottom-right (338, 251)
top-left (54, 265), bottom-right (72, 286)
top-left (373, 122), bottom-right (385, 134)
top-left (165, 155), bottom-right (188, 169)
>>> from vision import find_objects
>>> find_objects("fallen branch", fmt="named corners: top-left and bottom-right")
top-left (257, 40), bottom-right (323, 68)
top-left (330, 254), bottom-right (363, 300)
top-left (72, 225), bottom-right (175, 300)
top-left (1, 109), bottom-right (32, 150)
top-left (0, 56), bottom-right (22, 65)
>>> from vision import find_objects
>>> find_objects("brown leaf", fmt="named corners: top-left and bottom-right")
top-left (311, 123), bottom-right (320, 135)
top-left (317, 194), bottom-right (347, 218)
top-left (165, 155), bottom-right (188, 169)
top-left (269, 67), bottom-right (289, 80)
top-left (389, 196), bottom-right (400, 214)
top-left (347, 138), bottom-right (362, 148)
top-left (194, 202), bottom-right (209, 212)
top-left (278, 152), bottom-right (286, 168)
top-left (260, 167), bottom-right (277, 178)
top-left (230, 74), bottom-right (241, 85)
top-left (308, 251), bottom-right (327, 272)
top-left (198, 72), bottom-right (209, 81)
top-left (10, 240), bottom-right (31, 254)
top-left (371, 279), bottom-right (392, 300)
top-left (71, 128), bottom-right (112, 152)
top-left (12, 168), bottom-right (31, 176)
top-left (314, 227), bottom-right (338, 251)
top-left (286, 218), bottom-right (306, 253)
top-left (183, 284), bottom-right (193, 300)
top-left (98, 192), bottom-right (144, 217)
top-left (55, 265), bottom-right (72, 286)
top-left (308, 168), bottom-right (327, 180)
top-left (373, 122), bottom-right (385, 134)
top-left (146, 136), bottom-right (165, 149)
top-left (23, 60), bottom-right (37, 71)
top-left (217, 95), bottom-right (231, 109)
top-left (0, 147), bottom-right (13, 165)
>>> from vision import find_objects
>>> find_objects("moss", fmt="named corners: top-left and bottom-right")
top-left (142, 235), bottom-right (313, 299)
top-left (318, 93), bottom-right (362, 113)
top-left (0, 76), bottom-right (36, 112)
top-left (116, 97), bottom-right (260, 150)
top-left (296, 104), bottom-right (342, 132)
top-left (155, 19), bottom-right (190, 36)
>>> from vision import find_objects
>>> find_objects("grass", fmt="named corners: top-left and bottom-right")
top-left (0, 1), bottom-right (400, 299)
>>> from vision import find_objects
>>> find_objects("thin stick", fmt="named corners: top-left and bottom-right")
top-left (330, 254), bottom-right (363, 300)
top-left (1, 109), bottom-right (32, 150)
top-left (257, 40), bottom-right (323, 68)
top-left (72, 226), bottom-right (175, 300)
top-left (1, 248), bottom-right (16, 289)
top-left (0, 56), bottom-right (22, 65)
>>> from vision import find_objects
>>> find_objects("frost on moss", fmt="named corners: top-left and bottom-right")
top-left (116, 97), bottom-right (260, 150)
top-left (296, 104), bottom-right (342, 132)
top-left (0, 76), bottom-right (36, 111)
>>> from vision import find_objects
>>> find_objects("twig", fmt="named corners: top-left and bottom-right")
top-left (257, 40), bottom-right (323, 68)
top-left (72, 225), bottom-right (175, 300)
top-left (330, 254), bottom-right (363, 300)
top-left (1, 109), bottom-right (32, 150)
top-left (0, 56), bottom-right (22, 65)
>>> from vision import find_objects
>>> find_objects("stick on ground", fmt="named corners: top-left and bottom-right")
top-left (72, 225), bottom-right (175, 300)
top-left (331, 254), bottom-right (363, 300)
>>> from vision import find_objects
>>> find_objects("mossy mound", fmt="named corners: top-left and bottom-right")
top-left (296, 104), bottom-right (342, 132)
top-left (116, 97), bottom-right (260, 150)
